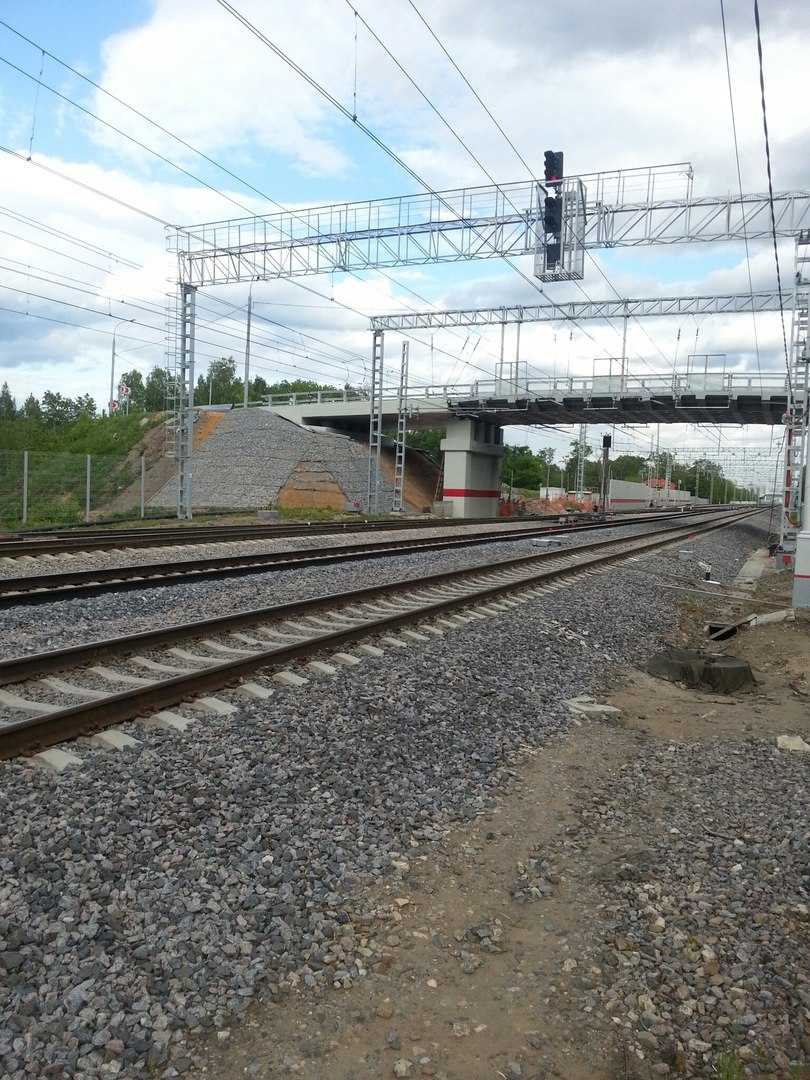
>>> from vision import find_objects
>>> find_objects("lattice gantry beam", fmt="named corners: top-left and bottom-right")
top-left (170, 171), bottom-right (810, 287)
top-left (370, 290), bottom-right (789, 330)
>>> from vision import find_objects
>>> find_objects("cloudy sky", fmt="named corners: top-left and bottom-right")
top-left (0, 0), bottom-right (807, 484)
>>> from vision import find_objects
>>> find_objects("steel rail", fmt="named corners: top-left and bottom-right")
top-left (0, 509), bottom-right (728, 607)
top-left (0, 512), bottom-right (699, 606)
top-left (0, 509), bottom-right (757, 759)
top-left (0, 515), bottom-right (486, 558)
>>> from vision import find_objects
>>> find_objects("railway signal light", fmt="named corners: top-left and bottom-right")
top-left (109, 400), bottom-right (119, 411)
top-left (543, 150), bottom-right (563, 186)
top-left (545, 241), bottom-right (560, 269)
top-left (543, 196), bottom-right (562, 235)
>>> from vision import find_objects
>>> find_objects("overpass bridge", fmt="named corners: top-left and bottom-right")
top-left (268, 370), bottom-right (790, 518)
top-left (270, 370), bottom-right (789, 431)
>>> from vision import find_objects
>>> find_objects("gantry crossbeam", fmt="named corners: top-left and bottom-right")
top-left (370, 290), bottom-right (789, 330)
top-left (170, 172), bottom-right (810, 287)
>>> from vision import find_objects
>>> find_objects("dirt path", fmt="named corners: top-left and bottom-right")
top-left (188, 569), bottom-right (808, 1080)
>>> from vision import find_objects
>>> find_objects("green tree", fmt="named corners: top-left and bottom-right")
top-left (75, 394), bottom-right (98, 419)
top-left (143, 366), bottom-right (176, 412)
top-left (250, 374), bottom-right (270, 401)
top-left (41, 391), bottom-right (79, 427)
top-left (0, 382), bottom-right (16, 421)
top-left (196, 356), bottom-right (242, 405)
top-left (21, 394), bottom-right (43, 422)
top-left (503, 445), bottom-right (541, 490)
top-left (117, 370), bottom-right (145, 412)
top-left (406, 428), bottom-right (444, 463)
top-left (610, 454), bottom-right (646, 481)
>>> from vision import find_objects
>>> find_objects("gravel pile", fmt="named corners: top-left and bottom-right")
top-left (572, 738), bottom-right (809, 1077)
top-left (0, 514), bottom-right (783, 1078)
top-left (147, 409), bottom-right (394, 511)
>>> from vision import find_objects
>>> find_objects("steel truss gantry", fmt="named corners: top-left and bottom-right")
top-left (169, 167), bottom-right (810, 287)
top-left (370, 291), bottom-right (788, 331)
top-left (168, 164), bottom-right (810, 527)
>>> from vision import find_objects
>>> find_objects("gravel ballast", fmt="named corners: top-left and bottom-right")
top-left (2, 513), bottom-right (803, 1079)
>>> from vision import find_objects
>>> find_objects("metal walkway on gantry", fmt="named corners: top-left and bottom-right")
top-left (267, 370), bottom-right (790, 431)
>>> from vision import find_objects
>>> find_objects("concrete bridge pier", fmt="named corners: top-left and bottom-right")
top-left (440, 417), bottom-right (505, 518)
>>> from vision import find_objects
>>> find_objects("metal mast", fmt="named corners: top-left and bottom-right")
top-left (175, 285), bottom-right (196, 520)
top-left (392, 342), bottom-right (409, 512)
top-left (367, 330), bottom-right (384, 514)
top-left (576, 425), bottom-right (587, 496)
top-left (779, 237), bottom-right (810, 565)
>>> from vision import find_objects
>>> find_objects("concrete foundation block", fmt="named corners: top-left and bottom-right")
top-left (355, 644), bottom-right (385, 657)
top-left (88, 665), bottom-right (155, 685)
top-left (0, 689), bottom-right (62, 713)
top-left (191, 696), bottom-right (239, 715)
top-left (132, 657), bottom-right (196, 674)
top-left (236, 681), bottom-right (275, 700)
top-left (30, 748), bottom-right (83, 772)
top-left (141, 711), bottom-right (194, 731)
top-left (272, 670), bottom-right (309, 687)
top-left (90, 728), bottom-right (141, 749)
top-left (40, 677), bottom-right (107, 699)
top-left (565, 697), bottom-right (622, 717)
top-left (305, 660), bottom-right (338, 676)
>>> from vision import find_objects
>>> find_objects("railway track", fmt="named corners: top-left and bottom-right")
top-left (0, 515), bottom-right (516, 559)
top-left (0, 508), bottom-right (756, 760)
top-left (0, 510), bottom-right (724, 607)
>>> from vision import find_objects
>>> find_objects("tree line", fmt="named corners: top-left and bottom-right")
top-left (406, 430), bottom-right (758, 502)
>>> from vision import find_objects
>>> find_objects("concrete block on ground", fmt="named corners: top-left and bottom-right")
top-left (29, 748), bottom-right (83, 772)
top-left (399, 629), bottom-right (429, 641)
top-left (201, 639), bottom-right (256, 655)
top-left (236, 681), bottom-right (275, 700)
top-left (355, 644), bottom-right (385, 657)
top-left (331, 652), bottom-right (362, 666)
top-left (565, 697), bottom-right (622, 717)
top-left (168, 648), bottom-right (215, 664)
top-left (40, 677), bottom-right (107, 699)
top-left (380, 636), bottom-right (408, 648)
top-left (90, 728), bottom-right (141, 749)
top-left (750, 608), bottom-right (794, 627)
top-left (141, 711), bottom-right (194, 731)
top-left (131, 656), bottom-right (196, 674)
top-left (776, 734), bottom-right (810, 752)
top-left (272, 670), bottom-right (309, 687)
top-left (0, 689), bottom-right (62, 713)
top-left (192, 696), bottom-right (239, 715)
top-left (305, 660), bottom-right (338, 676)
top-left (88, 665), bottom-right (154, 685)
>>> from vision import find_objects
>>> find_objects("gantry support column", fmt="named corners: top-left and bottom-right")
top-left (439, 417), bottom-right (505, 518)
top-left (791, 236), bottom-right (810, 606)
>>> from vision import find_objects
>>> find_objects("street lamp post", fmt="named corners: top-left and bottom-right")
top-left (109, 319), bottom-right (135, 415)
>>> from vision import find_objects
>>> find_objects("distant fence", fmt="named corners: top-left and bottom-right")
top-left (0, 450), bottom-right (151, 528)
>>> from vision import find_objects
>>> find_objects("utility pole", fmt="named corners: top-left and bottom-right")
top-left (243, 289), bottom-right (253, 410)
top-left (109, 318), bottom-right (135, 416)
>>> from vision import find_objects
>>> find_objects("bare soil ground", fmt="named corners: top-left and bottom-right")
top-left (188, 565), bottom-right (809, 1080)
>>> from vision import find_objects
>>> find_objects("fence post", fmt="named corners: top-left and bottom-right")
top-left (140, 455), bottom-right (145, 519)
top-left (86, 454), bottom-right (91, 523)
top-left (22, 451), bottom-right (28, 524)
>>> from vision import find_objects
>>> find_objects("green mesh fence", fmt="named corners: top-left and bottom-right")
top-left (0, 450), bottom-right (146, 528)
